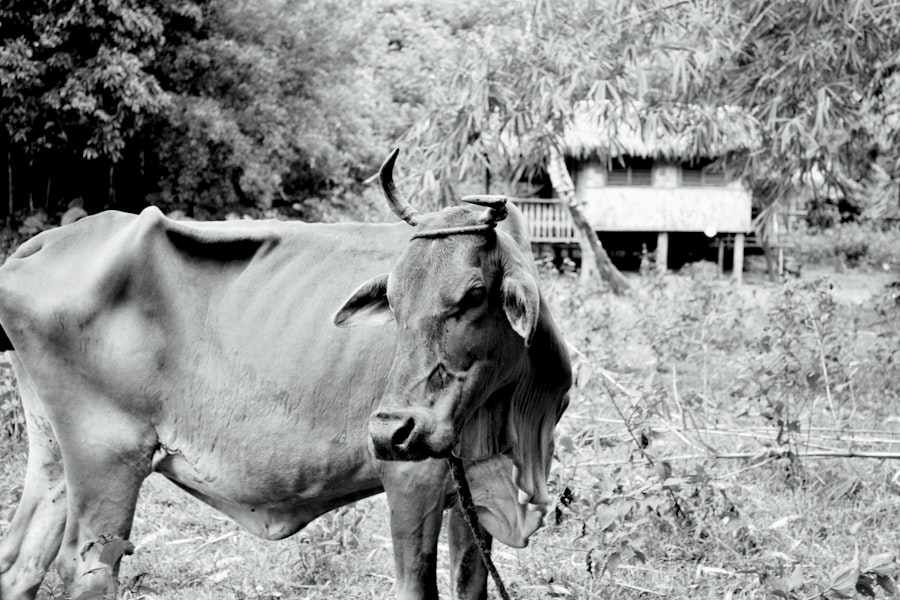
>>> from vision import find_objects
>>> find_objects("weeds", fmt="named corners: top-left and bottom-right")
top-left (0, 357), bottom-right (23, 441)
top-left (793, 222), bottom-right (900, 270)
top-left (538, 268), bottom-right (900, 600)
top-left (1, 269), bottom-right (899, 599)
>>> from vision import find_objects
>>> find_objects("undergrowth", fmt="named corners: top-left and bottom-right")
top-left (0, 358), bottom-right (23, 441)
top-left (1, 268), bottom-right (899, 599)
top-left (793, 222), bottom-right (900, 270)
top-left (530, 268), bottom-right (900, 600)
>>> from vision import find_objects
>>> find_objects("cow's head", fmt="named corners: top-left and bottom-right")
top-left (333, 149), bottom-right (541, 463)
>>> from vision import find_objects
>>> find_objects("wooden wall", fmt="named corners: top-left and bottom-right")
top-left (573, 160), bottom-right (752, 234)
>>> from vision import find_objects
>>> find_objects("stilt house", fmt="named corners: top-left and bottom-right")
top-left (517, 103), bottom-right (760, 278)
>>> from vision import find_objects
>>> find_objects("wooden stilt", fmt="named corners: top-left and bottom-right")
top-left (717, 237), bottom-right (725, 275)
top-left (656, 231), bottom-right (669, 274)
top-left (733, 233), bottom-right (745, 283)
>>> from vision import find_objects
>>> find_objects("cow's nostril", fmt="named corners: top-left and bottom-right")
top-left (391, 417), bottom-right (416, 448)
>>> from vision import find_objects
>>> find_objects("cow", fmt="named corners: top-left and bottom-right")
top-left (0, 149), bottom-right (571, 600)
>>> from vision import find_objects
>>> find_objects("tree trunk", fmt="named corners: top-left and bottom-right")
top-left (546, 148), bottom-right (630, 295)
top-left (7, 150), bottom-right (12, 224)
top-left (761, 239), bottom-right (776, 282)
top-left (108, 164), bottom-right (115, 207)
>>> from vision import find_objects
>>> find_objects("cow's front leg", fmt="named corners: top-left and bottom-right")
top-left (381, 459), bottom-right (450, 600)
top-left (448, 504), bottom-right (490, 600)
top-left (48, 394), bottom-right (155, 600)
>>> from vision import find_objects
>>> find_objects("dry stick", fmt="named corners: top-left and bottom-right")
top-left (671, 365), bottom-right (687, 429)
top-left (583, 417), bottom-right (900, 436)
top-left (568, 448), bottom-right (900, 469)
top-left (584, 424), bottom-right (900, 448)
top-left (447, 456), bottom-right (512, 600)
top-left (803, 298), bottom-right (840, 430)
top-left (658, 419), bottom-right (708, 454)
top-left (681, 428), bottom-right (900, 446)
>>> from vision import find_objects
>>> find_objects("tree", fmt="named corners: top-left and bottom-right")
top-left (0, 0), bottom-right (170, 160)
top-left (675, 0), bottom-right (899, 238)
top-left (405, 0), bottom-right (900, 290)
top-left (147, 0), bottom-right (394, 214)
top-left (0, 0), bottom-right (171, 215)
top-left (402, 0), bottom-right (727, 293)
top-left (0, 0), bottom-right (401, 220)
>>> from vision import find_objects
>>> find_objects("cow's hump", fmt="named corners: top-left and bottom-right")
top-left (154, 209), bottom-right (283, 261)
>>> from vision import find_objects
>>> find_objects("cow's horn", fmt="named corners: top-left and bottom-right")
top-left (380, 148), bottom-right (420, 226)
top-left (463, 194), bottom-right (508, 224)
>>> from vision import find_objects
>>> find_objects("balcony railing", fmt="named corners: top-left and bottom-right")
top-left (513, 198), bottom-right (576, 243)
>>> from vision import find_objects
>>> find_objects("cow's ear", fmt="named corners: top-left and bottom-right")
top-left (501, 265), bottom-right (540, 346)
top-left (333, 274), bottom-right (394, 328)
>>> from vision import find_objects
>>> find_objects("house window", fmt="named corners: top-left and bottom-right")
top-left (606, 157), bottom-right (653, 186)
top-left (681, 158), bottom-right (726, 186)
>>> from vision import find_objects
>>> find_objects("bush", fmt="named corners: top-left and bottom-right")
top-left (0, 359), bottom-right (23, 441)
top-left (793, 222), bottom-right (900, 269)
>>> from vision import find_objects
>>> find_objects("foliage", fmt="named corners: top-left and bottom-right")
top-left (147, 0), bottom-right (391, 212)
top-left (2, 268), bottom-right (900, 599)
top-left (4, 0), bottom-right (897, 226)
top-left (793, 222), bottom-right (900, 269)
top-left (402, 0), bottom-right (715, 206)
top-left (706, 0), bottom-right (900, 211)
top-left (401, 0), bottom-right (900, 240)
top-left (0, 358), bottom-right (23, 440)
top-left (0, 0), bottom-right (170, 160)
top-left (735, 280), bottom-right (855, 450)
top-left (537, 268), bottom-right (900, 599)
top-left (0, 0), bottom-right (403, 219)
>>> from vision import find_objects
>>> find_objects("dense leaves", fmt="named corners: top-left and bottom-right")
top-left (709, 0), bottom-right (900, 217)
top-left (1, 0), bottom-right (898, 228)
top-left (0, 0), bottom-right (402, 219)
top-left (407, 0), bottom-right (900, 217)
top-left (0, 0), bottom-right (169, 159)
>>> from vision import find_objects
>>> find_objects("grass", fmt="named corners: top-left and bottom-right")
top-left (2, 263), bottom-right (899, 599)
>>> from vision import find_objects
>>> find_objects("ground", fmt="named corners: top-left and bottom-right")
top-left (1, 262), bottom-right (899, 599)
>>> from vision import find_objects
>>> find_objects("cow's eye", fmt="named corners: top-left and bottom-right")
top-left (460, 286), bottom-right (486, 310)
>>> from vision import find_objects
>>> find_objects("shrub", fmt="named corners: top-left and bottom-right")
top-left (793, 222), bottom-right (900, 269)
top-left (0, 359), bottom-right (24, 441)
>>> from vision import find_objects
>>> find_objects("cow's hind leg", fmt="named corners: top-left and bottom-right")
top-left (49, 400), bottom-right (155, 599)
top-left (0, 359), bottom-right (67, 600)
top-left (448, 505), bottom-right (490, 600)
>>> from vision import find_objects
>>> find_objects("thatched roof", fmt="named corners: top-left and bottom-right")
top-left (563, 102), bottom-right (761, 161)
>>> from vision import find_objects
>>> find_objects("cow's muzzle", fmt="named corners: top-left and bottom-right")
top-left (369, 408), bottom-right (456, 461)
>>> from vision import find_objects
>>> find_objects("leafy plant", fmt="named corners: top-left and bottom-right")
top-left (793, 223), bottom-right (900, 270)
top-left (0, 359), bottom-right (23, 441)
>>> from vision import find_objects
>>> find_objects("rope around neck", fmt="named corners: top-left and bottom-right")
top-left (447, 456), bottom-right (513, 600)
top-left (411, 224), bottom-right (496, 239)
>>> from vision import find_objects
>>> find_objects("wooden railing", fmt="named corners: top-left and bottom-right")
top-left (512, 198), bottom-right (577, 243)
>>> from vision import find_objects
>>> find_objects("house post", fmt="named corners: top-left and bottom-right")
top-left (656, 231), bottom-right (668, 273)
top-left (733, 233), bottom-right (745, 283)
top-left (716, 237), bottom-right (725, 275)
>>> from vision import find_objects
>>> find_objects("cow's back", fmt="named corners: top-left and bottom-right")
top-left (0, 207), bottom-right (410, 539)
